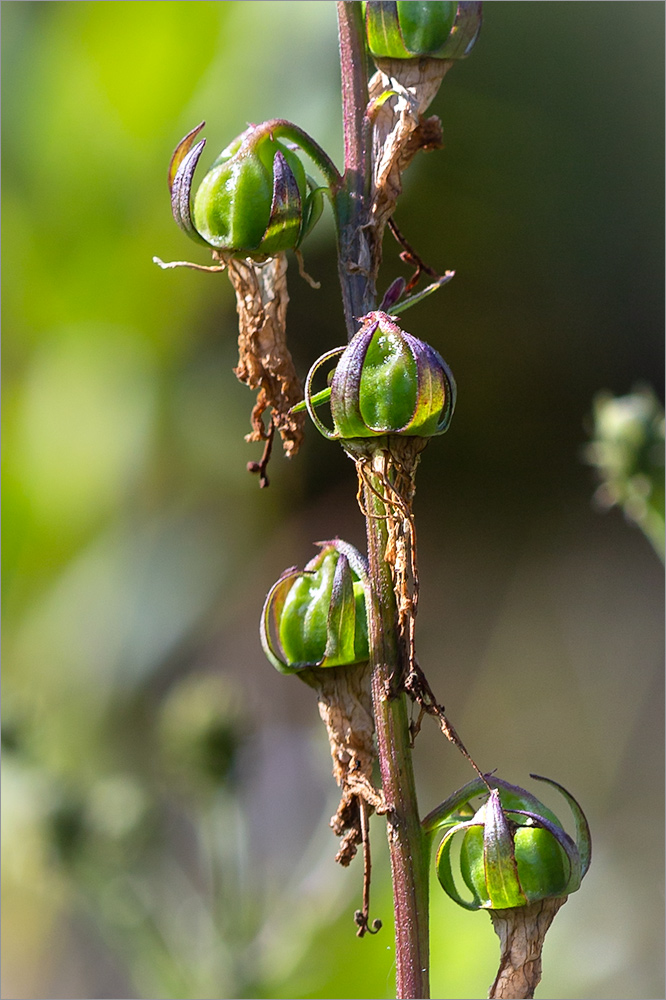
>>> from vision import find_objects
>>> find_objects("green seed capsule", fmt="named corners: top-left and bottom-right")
top-left (364, 1), bottom-right (457, 59)
top-left (169, 122), bottom-right (324, 260)
top-left (513, 825), bottom-right (569, 902)
top-left (431, 775), bottom-right (591, 912)
top-left (193, 131), bottom-right (305, 256)
top-left (304, 311), bottom-right (456, 442)
top-left (261, 542), bottom-right (370, 675)
top-left (363, 2), bottom-right (481, 61)
top-left (459, 816), bottom-right (569, 908)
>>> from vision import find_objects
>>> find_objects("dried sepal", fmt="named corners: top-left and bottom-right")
top-left (168, 120), bottom-right (205, 190)
top-left (169, 131), bottom-right (210, 246)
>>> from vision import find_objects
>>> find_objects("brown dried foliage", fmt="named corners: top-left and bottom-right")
top-left (225, 254), bottom-right (305, 458)
top-left (488, 898), bottom-right (568, 999)
top-left (304, 662), bottom-right (386, 866)
top-left (367, 59), bottom-right (450, 274)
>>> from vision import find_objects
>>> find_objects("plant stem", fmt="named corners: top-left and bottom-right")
top-left (364, 455), bottom-right (430, 1000)
top-left (258, 119), bottom-right (343, 189)
top-left (335, 1), bottom-right (375, 327)
top-left (335, 5), bottom-right (430, 997)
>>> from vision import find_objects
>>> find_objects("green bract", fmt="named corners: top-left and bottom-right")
top-left (363, 1), bottom-right (482, 61)
top-left (423, 775), bottom-right (591, 911)
top-left (169, 121), bottom-right (324, 260)
top-left (303, 311), bottom-right (456, 441)
top-left (261, 541), bottom-right (370, 675)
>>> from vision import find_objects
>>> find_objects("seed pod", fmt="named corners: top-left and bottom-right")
top-left (363, 2), bottom-right (482, 62)
top-left (426, 775), bottom-right (591, 911)
top-left (457, 793), bottom-right (569, 908)
top-left (169, 121), bottom-right (324, 260)
top-left (261, 541), bottom-right (377, 867)
top-left (261, 541), bottom-right (369, 675)
top-left (304, 311), bottom-right (456, 441)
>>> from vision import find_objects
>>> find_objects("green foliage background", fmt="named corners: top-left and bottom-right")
top-left (2, 3), bottom-right (663, 999)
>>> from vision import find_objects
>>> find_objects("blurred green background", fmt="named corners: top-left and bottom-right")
top-left (2, 3), bottom-right (663, 999)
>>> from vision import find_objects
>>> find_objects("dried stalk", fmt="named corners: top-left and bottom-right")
top-left (488, 898), bottom-right (568, 999)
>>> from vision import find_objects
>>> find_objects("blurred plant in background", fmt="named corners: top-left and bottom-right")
top-left (2, 3), bottom-right (664, 999)
top-left (585, 387), bottom-right (665, 561)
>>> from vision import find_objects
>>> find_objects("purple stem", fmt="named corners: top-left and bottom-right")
top-left (334, 4), bottom-right (430, 997)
